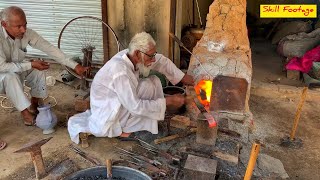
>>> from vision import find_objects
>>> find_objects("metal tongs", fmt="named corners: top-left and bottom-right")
top-left (69, 144), bottom-right (101, 165)
top-left (115, 147), bottom-right (162, 166)
top-left (116, 148), bottom-right (167, 176)
top-left (135, 137), bottom-right (181, 164)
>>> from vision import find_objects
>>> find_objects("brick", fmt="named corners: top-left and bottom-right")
top-left (184, 154), bottom-right (217, 180)
top-left (170, 115), bottom-right (196, 129)
top-left (287, 70), bottom-right (300, 80)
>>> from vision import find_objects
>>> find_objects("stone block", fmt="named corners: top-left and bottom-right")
top-left (257, 154), bottom-right (289, 179)
top-left (184, 154), bottom-right (217, 180)
top-left (228, 118), bottom-right (249, 143)
top-left (287, 70), bottom-right (300, 80)
top-left (196, 114), bottom-right (218, 146)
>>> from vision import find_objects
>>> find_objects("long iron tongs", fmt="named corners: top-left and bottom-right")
top-left (115, 147), bottom-right (162, 166)
top-left (134, 137), bottom-right (181, 163)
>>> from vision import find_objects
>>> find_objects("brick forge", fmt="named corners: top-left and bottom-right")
top-left (187, 0), bottom-right (253, 144)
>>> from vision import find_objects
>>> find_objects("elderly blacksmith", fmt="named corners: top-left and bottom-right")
top-left (68, 32), bottom-right (194, 143)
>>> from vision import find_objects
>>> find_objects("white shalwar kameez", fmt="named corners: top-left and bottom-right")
top-left (68, 49), bottom-right (185, 144)
top-left (0, 26), bottom-right (78, 111)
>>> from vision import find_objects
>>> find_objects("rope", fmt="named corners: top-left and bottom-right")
top-left (0, 92), bottom-right (57, 109)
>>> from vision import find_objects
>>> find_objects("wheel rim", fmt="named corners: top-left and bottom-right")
top-left (58, 16), bottom-right (120, 82)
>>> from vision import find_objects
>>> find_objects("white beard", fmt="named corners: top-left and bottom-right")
top-left (137, 63), bottom-right (151, 78)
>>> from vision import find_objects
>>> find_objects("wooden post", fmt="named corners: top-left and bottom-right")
top-left (101, 0), bottom-right (109, 63)
top-left (80, 133), bottom-right (89, 148)
top-left (174, 0), bottom-right (182, 68)
top-left (290, 87), bottom-right (308, 140)
top-left (169, 0), bottom-right (176, 61)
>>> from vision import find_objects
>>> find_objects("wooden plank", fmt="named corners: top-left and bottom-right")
top-left (212, 150), bottom-right (239, 165)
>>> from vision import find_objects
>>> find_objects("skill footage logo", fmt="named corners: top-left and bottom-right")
top-left (260, 4), bottom-right (317, 18)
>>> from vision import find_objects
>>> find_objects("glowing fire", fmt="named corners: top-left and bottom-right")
top-left (194, 80), bottom-right (213, 107)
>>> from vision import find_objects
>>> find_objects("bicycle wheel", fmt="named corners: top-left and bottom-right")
top-left (58, 16), bottom-right (120, 82)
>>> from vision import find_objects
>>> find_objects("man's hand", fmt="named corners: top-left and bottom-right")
top-left (31, 60), bottom-right (50, 70)
top-left (74, 64), bottom-right (90, 78)
top-left (166, 94), bottom-right (185, 108)
top-left (181, 74), bottom-right (194, 86)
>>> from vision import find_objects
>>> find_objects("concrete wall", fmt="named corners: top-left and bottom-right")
top-left (107, 0), bottom-right (170, 56)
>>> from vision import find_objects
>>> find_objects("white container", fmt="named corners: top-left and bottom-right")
top-left (36, 105), bottom-right (57, 134)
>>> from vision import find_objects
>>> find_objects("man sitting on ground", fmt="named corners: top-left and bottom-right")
top-left (0, 6), bottom-right (89, 149)
top-left (0, 5), bottom-right (88, 130)
top-left (68, 32), bottom-right (194, 144)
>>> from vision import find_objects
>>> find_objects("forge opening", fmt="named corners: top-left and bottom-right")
top-left (195, 79), bottom-right (213, 108)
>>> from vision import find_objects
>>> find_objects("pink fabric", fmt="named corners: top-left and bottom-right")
top-left (286, 45), bottom-right (320, 73)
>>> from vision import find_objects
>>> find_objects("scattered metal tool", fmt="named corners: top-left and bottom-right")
top-left (14, 137), bottom-right (52, 179)
top-left (118, 152), bottom-right (167, 176)
top-left (115, 147), bottom-right (162, 166)
top-left (69, 144), bottom-right (101, 165)
top-left (136, 145), bottom-right (157, 155)
top-left (135, 137), bottom-right (181, 164)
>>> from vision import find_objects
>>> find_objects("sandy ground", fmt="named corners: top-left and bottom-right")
top-left (0, 40), bottom-right (319, 179)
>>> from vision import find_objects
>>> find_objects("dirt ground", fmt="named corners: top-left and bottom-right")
top-left (0, 40), bottom-right (319, 179)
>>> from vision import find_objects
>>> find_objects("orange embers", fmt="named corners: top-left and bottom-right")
top-left (194, 80), bottom-right (213, 107)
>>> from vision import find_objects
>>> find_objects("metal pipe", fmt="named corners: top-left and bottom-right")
top-left (290, 87), bottom-right (308, 140)
top-left (244, 140), bottom-right (261, 180)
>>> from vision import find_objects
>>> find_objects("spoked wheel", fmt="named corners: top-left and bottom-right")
top-left (58, 16), bottom-right (120, 88)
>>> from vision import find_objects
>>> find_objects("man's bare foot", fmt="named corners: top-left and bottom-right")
top-left (120, 132), bottom-right (132, 138)
top-left (21, 109), bottom-right (36, 126)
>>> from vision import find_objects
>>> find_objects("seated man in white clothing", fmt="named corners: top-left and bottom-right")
top-left (0, 6), bottom-right (89, 126)
top-left (68, 32), bottom-right (194, 144)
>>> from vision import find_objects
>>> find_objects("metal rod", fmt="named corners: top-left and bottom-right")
top-left (169, 32), bottom-right (212, 78)
top-left (290, 87), bottom-right (308, 140)
top-left (244, 140), bottom-right (261, 180)
top-left (69, 145), bottom-right (101, 165)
